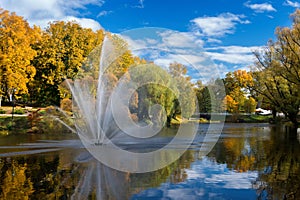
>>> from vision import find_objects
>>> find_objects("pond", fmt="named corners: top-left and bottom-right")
top-left (0, 123), bottom-right (299, 199)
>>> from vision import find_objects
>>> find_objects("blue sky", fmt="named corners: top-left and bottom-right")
top-left (1, 0), bottom-right (299, 79)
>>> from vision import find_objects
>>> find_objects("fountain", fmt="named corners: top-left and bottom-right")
top-left (0, 28), bottom-right (225, 174)
top-left (0, 28), bottom-right (227, 199)
top-left (63, 27), bottom-right (228, 173)
top-left (64, 34), bottom-right (203, 173)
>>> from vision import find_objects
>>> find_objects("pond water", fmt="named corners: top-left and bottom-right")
top-left (0, 123), bottom-right (299, 199)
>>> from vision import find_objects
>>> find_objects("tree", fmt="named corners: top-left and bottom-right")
top-left (197, 86), bottom-right (212, 113)
top-left (244, 97), bottom-right (257, 113)
top-left (223, 95), bottom-right (238, 113)
top-left (168, 62), bottom-right (197, 120)
top-left (31, 21), bottom-right (104, 105)
top-left (0, 9), bottom-right (41, 101)
top-left (252, 10), bottom-right (300, 129)
top-left (129, 64), bottom-right (178, 127)
top-left (223, 70), bottom-right (256, 113)
top-left (105, 34), bottom-right (135, 79)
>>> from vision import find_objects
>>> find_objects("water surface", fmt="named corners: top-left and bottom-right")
top-left (0, 123), bottom-right (299, 199)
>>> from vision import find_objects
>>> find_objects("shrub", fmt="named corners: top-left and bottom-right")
top-left (60, 98), bottom-right (72, 112)
top-left (13, 109), bottom-right (25, 114)
top-left (0, 109), bottom-right (5, 114)
top-left (38, 109), bottom-right (46, 115)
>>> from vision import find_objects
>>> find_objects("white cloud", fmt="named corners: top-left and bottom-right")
top-left (61, 16), bottom-right (102, 30)
top-left (119, 28), bottom-right (220, 81)
top-left (205, 45), bottom-right (263, 66)
top-left (207, 45), bottom-right (262, 54)
top-left (191, 13), bottom-right (250, 37)
top-left (97, 10), bottom-right (113, 17)
top-left (119, 36), bottom-right (149, 50)
top-left (206, 38), bottom-right (222, 44)
top-left (206, 52), bottom-right (255, 65)
top-left (120, 29), bottom-right (205, 53)
top-left (245, 2), bottom-right (277, 13)
top-left (284, 0), bottom-right (300, 7)
top-left (120, 28), bottom-right (260, 80)
top-left (133, 0), bottom-right (145, 8)
top-left (0, 0), bottom-right (103, 31)
top-left (159, 31), bottom-right (204, 48)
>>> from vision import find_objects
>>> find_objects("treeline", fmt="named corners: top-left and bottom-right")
top-left (0, 8), bottom-right (205, 127)
top-left (0, 8), bottom-right (299, 128)
top-left (0, 8), bottom-right (105, 106)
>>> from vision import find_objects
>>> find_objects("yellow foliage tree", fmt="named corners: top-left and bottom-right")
top-left (223, 95), bottom-right (238, 113)
top-left (224, 70), bottom-right (256, 113)
top-left (0, 8), bottom-right (41, 100)
top-left (31, 21), bottom-right (104, 105)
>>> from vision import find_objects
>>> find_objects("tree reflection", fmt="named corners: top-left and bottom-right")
top-left (0, 159), bottom-right (34, 199)
top-left (254, 126), bottom-right (300, 199)
top-left (211, 127), bottom-right (257, 172)
top-left (0, 150), bottom-right (195, 199)
top-left (210, 125), bottom-right (300, 199)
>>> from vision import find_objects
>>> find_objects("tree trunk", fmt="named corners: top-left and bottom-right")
top-left (272, 108), bottom-right (277, 119)
top-left (166, 115), bottom-right (171, 128)
top-left (287, 112), bottom-right (299, 137)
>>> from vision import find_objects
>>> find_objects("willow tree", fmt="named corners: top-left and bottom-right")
top-left (0, 9), bottom-right (41, 102)
top-left (169, 62), bottom-right (196, 119)
top-left (252, 10), bottom-right (300, 129)
top-left (129, 64), bottom-right (178, 127)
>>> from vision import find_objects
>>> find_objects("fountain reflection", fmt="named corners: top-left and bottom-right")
top-left (0, 139), bottom-right (196, 199)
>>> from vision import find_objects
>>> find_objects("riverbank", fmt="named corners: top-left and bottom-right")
top-left (0, 106), bottom-right (73, 134)
top-left (224, 114), bottom-right (272, 123)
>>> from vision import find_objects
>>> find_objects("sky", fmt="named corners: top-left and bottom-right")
top-left (0, 0), bottom-right (299, 80)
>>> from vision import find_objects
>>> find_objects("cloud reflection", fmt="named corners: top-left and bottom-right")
top-left (132, 157), bottom-right (258, 199)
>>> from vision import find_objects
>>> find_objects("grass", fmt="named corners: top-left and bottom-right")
top-left (172, 114), bottom-right (273, 125)
top-left (0, 106), bottom-right (40, 115)
top-left (225, 114), bottom-right (272, 123)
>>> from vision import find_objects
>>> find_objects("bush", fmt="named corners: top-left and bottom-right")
top-left (38, 109), bottom-right (46, 115)
top-left (0, 109), bottom-right (5, 114)
top-left (60, 98), bottom-right (72, 112)
top-left (13, 109), bottom-right (25, 114)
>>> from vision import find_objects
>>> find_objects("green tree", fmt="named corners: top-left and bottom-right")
top-left (129, 64), bottom-right (178, 127)
top-left (197, 86), bottom-right (212, 113)
top-left (168, 62), bottom-right (197, 120)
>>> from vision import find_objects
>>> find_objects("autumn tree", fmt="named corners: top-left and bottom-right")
top-left (0, 9), bottom-right (41, 102)
top-left (223, 70), bottom-right (256, 113)
top-left (31, 21), bottom-right (104, 105)
top-left (223, 95), bottom-right (238, 113)
top-left (105, 34), bottom-right (136, 78)
top-left (252, 9), bottom-right (300, 129)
